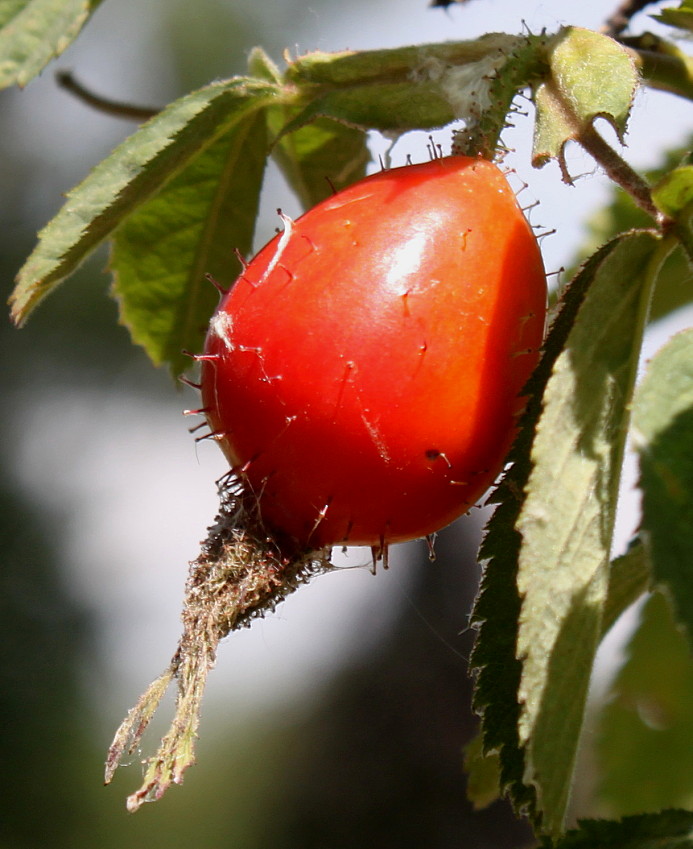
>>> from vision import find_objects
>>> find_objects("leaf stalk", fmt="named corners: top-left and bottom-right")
top-left (576, 123), bottom-right (663, 223)
top-left (56, 71), bottom-right (159, 121)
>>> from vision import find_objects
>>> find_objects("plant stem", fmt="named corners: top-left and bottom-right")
top-left (602, 0), bottom-right (660, 38)
top-left (56, 71), bottom-right (159, 121)
top-left (577, 123), bottom-right (663, 222)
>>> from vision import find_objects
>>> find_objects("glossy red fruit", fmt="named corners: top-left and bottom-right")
top-left (200, 155), bottom-right (546, 552)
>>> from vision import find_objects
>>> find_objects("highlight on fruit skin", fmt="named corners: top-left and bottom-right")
top-left (200, 155), bottom-right (547, 555)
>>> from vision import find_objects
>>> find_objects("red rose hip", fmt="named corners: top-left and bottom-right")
top-left (200, 155), bottom-right (546, 552)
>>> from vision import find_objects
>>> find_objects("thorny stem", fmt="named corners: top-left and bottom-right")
top-left (105, 486), bottom-right (333, 811)
top-left (56, 71), bottom-right (159, 122)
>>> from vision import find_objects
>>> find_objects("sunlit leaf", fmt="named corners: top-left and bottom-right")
top-left (285, 37), bottom-right (523, 87)
top-left (248, 46), bottom-right (372, 208)
top-left (473, 232), bottom-right (671, 836)
top-left (652, 166), bottom-right (693, 264)
top-left (515, 232), bottom-right (667, 835)
top-left (471, 243), bottom-right (619, 827)
top-left (472, 237), bottom-right (650, 829)
top-left (533, 28), bottom-right (638, 170)
top-left (652, 166), bottom-right (693, 218)
top-left (269, 112), bottom-right (369, 209)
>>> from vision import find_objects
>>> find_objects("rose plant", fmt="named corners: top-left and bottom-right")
top-left (5, 0), bottom-right (693, 845)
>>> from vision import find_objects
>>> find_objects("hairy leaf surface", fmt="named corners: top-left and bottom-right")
top-left (283, 35), bottom-right (528, 141)
top-left (515, 232), bottom-right (664, 834)
top-left (533, 27), bottom-right (638, 169)
top-left (472, 240), bottom-right (630, 827)
top-left (472, 232), bottom-right (668, 836)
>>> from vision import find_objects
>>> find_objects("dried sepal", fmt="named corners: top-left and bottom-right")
top-left (105, 482), bottom-right (333, 811)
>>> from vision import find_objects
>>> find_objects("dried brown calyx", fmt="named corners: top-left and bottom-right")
top-left (104, 481), bottom-right (333, 812)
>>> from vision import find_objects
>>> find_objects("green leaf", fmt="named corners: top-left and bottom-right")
top-left (533, 27), bottom-right (638, 169)
top-left (571, 208), bottom-right (693, 327)
top-left (472, 238), bottom-right (640, 827)
top-left (269, 112), bottom-right (369, 209)
top-left (595, 592), bottom-right (693, 815)
top-left (652, 166), bottom-right (693, 264)
top-left (472, 233), bottom-right (670, 836)
top-left (541, 809), bottom-right (693, 849)
top-left (463, 731), bottom-right (502, 810)
top-left (283, 78), bottom-right (460, 136)
top-left (285, 37), bottom-right (524, 87)
top-left (282, 35), bottom-right (532, 147)
top-left (655, 0), bottom-right (693, 34)
top-left (249, 46), bottom-right (371, 211)
top-left (10, 77), bottom-right (280, 325)
top-left (247, 45), bottom-right (282, 84)
top-left (276, 35), bottom-right (547, 179)
top-left (602, 538), bottom-right (651, 638)
top-left (110, 111), bottom-right (268, 375)
top-left (652, 166), bottom-right (693, 218)
top-left (0, 0), bottom-right (103, 89)
top-left (515, 232), bottom-right (667, 836)
top-left (633, 328), bottom-right (693, 649)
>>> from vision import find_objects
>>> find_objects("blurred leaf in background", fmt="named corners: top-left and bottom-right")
top-left (594, 591), bottom-right (693, 816)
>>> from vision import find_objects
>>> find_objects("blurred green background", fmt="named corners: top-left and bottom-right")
top-left (2, 1), bottom-right (690, 846)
